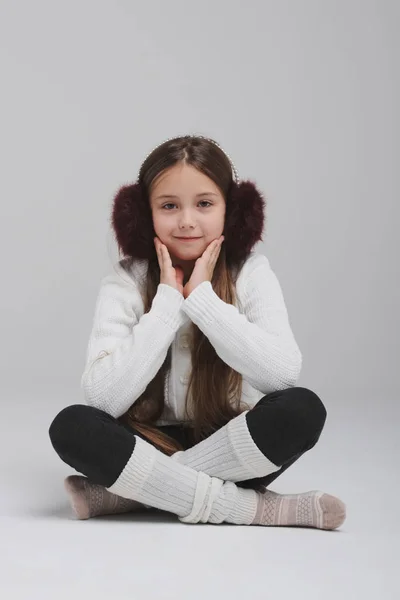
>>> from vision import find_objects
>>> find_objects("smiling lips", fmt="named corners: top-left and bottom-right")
top-left (175, 237), bottom-right (202, 242)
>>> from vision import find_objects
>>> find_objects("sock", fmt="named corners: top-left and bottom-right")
top-left (171, 410), bottom-right (280, 482)
top-left (64, 475), bottom-right (146, 520)
top-left (169, 412), bottom-right (345, 529)
top-left (106, 435), bottom-right (258, 525)
top-left (105, 435), bottom-right (345, 529)
top-left (251, 488), bottom-right (346, 530)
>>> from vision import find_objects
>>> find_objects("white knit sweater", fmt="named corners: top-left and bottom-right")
top-left (81, 251), bottom-right (302, 425)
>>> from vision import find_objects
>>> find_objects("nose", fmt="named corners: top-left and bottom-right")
top-left (178, 209), bottom-right (197, 228)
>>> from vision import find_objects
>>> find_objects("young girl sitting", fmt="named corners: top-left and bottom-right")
top-left (49, 135), bottom-right (346, 529)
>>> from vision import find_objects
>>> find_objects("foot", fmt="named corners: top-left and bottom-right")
top-left (252, 488), bottom-right (346, 530)
top-left (64, 475), bottom-right (146, 520)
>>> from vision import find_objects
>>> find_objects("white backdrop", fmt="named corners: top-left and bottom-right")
top-left (0, 1), bottom-right (398, 598)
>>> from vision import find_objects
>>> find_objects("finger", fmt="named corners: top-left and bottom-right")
top-left (155, 239), bottom-right (162, 261)
top-left (155, 240), bottom-right (164, 268)
top-left (159, 243), bottom-right (166, 264)
top-left (207, 240), bottom-right (218, 258)
top-left (161, 243), bottom-right (173, 267)
top-left (212, 239), bottom-right (222, 256)
top-left (213, 239), bottom-right (223, 260)
top-left (209, 240), bottom-right (220, 254)
top-left (208, 243), bottom-right (220, 268)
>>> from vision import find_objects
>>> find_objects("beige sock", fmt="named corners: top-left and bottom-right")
top-left (64, 475), bottom-right (147, 520)
top-left (105, 436), bottom-right (346, 530)
top-left (252, 488), bottom-right (346, 530)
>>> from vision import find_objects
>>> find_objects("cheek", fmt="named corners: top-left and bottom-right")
top-left (151, 214), bottom-right (166, 233)
top-left (153, 212), bottom-right (171, 225)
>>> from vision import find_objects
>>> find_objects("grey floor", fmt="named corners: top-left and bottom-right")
top-left (2, 389), bottom-right (398, 599)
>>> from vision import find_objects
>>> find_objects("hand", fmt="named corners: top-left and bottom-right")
top-left (154, 237), bottom-right (185, 295)
top-left (154, 236), bottom-right (224, 298)
top-left (183, 236), bottom-right (224, 299)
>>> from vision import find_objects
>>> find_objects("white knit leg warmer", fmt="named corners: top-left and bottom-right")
top-left (106, 435), bottom-right (258, 525)
top-left (171, 411), bottom-right (280, 482)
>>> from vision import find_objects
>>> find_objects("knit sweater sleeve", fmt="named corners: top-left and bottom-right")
top-left (80, 272), bottom-right (189, 418)
top-left (180, 254), bottom-right (302, 392)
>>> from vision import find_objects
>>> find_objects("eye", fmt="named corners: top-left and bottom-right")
top-left (161, 201), bottom-right (213, 210)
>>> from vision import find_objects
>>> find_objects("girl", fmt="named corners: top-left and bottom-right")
top-left (49, 135), bottom-right (346, 529)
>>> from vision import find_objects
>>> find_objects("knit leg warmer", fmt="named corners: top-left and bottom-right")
top-left (106, 435), bottom-right (258, 525)
top-left (171, 410), bottom-right (280, 482)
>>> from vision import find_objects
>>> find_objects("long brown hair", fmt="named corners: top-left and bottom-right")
top-left (117, 137), bottom-right (250, 455)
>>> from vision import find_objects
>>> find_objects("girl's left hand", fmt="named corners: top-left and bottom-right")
top-left (183, 236), bottom-right (224, 299)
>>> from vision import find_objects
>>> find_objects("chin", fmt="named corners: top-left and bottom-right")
top-left (173, 247), bottom-right (201, 257)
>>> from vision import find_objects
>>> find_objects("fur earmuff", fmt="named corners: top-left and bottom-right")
top-left (111, 180), bottom-right (266, 265)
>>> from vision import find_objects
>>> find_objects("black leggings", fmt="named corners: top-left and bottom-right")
top-left (49, 386), bottom-right (327, 491)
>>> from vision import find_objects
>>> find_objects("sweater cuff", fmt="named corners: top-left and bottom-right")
top-left (181, 281), bottom-right (221, 325)
top-left (151, 284), bottom-right (191, 330)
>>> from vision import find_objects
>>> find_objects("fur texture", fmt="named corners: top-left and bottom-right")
top-left (111, 180), bottom-right (266, 265)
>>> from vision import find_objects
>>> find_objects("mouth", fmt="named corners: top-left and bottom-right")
top-left (174, 237), bottom-right (202, 242)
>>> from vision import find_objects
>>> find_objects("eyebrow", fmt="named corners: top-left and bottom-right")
top-left (154, 192), bottom-right (219, 202)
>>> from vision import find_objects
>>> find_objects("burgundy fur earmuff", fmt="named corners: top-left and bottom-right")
top-left (111, 179), bottom-right (266, 266)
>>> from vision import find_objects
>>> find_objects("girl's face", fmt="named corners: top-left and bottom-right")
top-left (149, 162), bottom-right (226, 276)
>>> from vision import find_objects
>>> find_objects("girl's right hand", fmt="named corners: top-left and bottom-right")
top-left (154, 237), bottom-right (184, 295)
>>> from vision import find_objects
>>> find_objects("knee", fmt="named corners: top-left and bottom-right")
top-left (292, 387), bottom-right (327, 438)
top-left (48, 404), bottom-right (94, 453)
top-left (254, 386), bottom-right (327, 442)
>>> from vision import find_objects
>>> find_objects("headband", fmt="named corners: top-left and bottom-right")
top-left (137, 135), bottom-right (240, 184)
